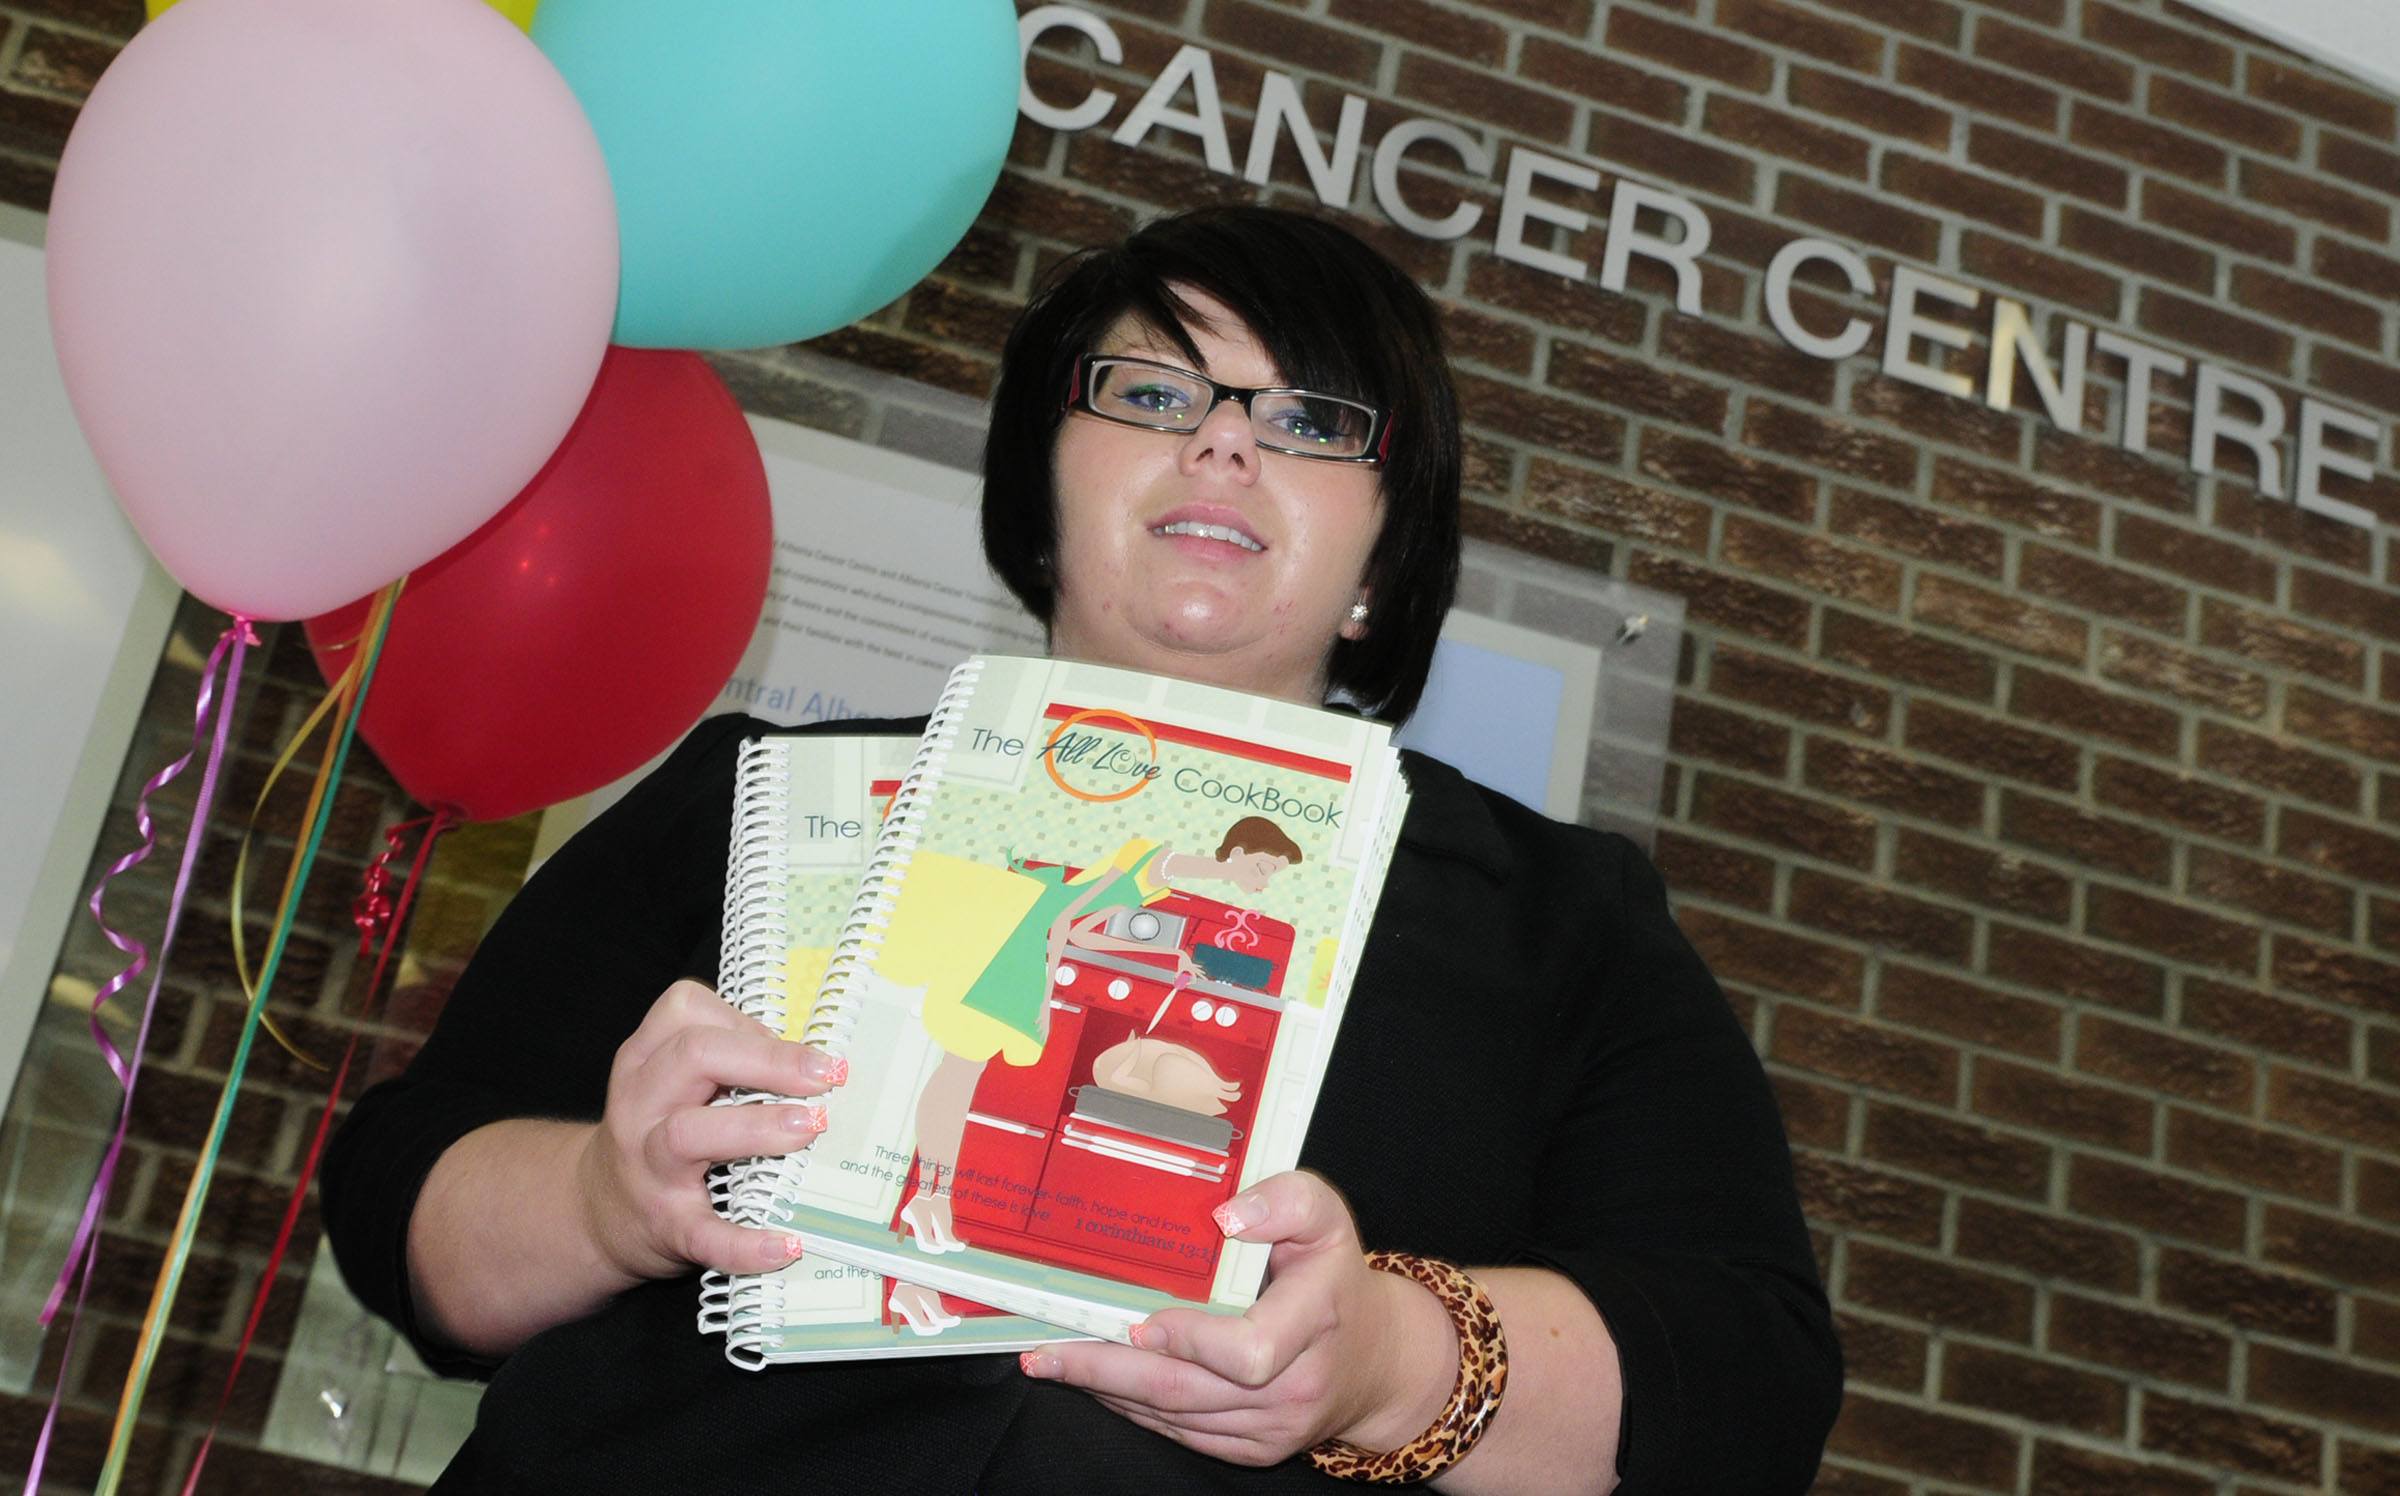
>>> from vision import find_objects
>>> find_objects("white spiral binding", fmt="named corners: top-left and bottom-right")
top-left (702, 659), bottom-right (988, 1368)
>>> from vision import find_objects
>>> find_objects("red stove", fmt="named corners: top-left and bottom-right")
top-left (889, 880), bottom-right (1296, 1309)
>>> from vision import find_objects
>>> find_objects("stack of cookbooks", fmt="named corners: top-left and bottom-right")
top-left (696, 654), bottom-right (1411, 1367)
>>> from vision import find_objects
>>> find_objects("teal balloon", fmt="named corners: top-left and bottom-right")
top-left (532, 1), bottom-right (1022, 349)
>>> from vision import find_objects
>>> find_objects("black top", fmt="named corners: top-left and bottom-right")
top-left (321, 715), bottom-right (1841, 1494)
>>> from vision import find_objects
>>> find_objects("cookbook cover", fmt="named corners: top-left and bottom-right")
top-left (760, 656), bottom-right (1410, 1343)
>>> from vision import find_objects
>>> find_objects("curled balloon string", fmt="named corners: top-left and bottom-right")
top-left (26, 617), bottom-right (257, 1496)
top-left (352, 813), bottom-right (439, 956)
top-left (181, 806), bottom-right (449, 1496)
top-left (97, 581), bottom-right (398, 1496)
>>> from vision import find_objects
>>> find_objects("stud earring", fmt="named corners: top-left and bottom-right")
top-left (1348, 601), bottom-right (1369, 623)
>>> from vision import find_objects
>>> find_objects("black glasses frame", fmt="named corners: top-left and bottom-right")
top-left (1066, 354), bottom-right (1393, 466)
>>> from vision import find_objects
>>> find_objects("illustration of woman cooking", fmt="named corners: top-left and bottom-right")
top-left (884, 814), bottom-right (1302, 1262)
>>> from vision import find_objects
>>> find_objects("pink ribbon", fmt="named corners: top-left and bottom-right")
top-left (26, 618), bottom-right (255, 1494)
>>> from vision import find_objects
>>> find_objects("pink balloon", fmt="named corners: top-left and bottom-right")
top-left (46, 0), bottom-right (617, 622)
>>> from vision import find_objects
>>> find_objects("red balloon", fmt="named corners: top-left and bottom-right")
top-left (306, 347), bottom-right (770, 821)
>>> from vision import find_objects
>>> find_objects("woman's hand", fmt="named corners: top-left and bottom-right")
top-left (573, 978), bottom-right (844, 1285)
top-left (1023, 1171), bottom-right (1458, 1467)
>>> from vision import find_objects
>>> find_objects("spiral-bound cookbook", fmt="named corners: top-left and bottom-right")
top-left (707, 656), bottom-right (1410, 1360)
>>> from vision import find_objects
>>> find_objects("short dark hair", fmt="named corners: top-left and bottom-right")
top-left (981, 206), bottom-right (1462, 724)
top-left (1217, 816), bottom-right (1303, 865)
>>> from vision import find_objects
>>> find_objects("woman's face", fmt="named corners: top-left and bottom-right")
top-left (1046, 287), bottom-right (1382, 705)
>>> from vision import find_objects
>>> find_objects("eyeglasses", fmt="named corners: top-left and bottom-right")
top-left (1067, 354), bottom-right (1391, 465)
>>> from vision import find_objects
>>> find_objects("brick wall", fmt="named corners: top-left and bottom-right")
top-left (4, 0), bottom-right (2398, 1491)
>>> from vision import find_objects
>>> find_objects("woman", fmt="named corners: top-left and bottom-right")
top-left (322, 206), bottom-right (1841, 1493)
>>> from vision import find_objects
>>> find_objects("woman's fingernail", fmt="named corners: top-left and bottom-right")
top-left (1212, 1194), bottom-right (1262, 1236)
top-left (1019, 1350), bottom-right (1062, 1379)
top-left (1129, 1321), bottom-right (1162, 1351)
top-left (825, 1055), bottom-right (849, 1087)
top-left (780, 1234), bottom-right (804, 1261)
top-left (788, 1104), bottom-right (829, 1133)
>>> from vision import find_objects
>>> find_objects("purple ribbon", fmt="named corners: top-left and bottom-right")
top-left (25, 619), bottom-right (255, 1494)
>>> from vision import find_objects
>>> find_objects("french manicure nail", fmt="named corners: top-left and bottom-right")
top-left (1019, 1350), bottom-right (1062, 1379)
top-left (788, 1104), bottom-right (829, 1133)
top-left (824, 1055), bottom-right (849, 1087)
top-left (1128, 1321), bottom-right (1160, 1351)
top-left (780, 1234), bottom-right (804, 1261)
top-left (1212, 1194), bottom-right (1262, 1236)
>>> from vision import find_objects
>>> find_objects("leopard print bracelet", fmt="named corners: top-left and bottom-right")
top-left (1307, 1251), bottom-right (1509, 1485)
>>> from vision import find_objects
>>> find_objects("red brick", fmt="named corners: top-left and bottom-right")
top-left (2296, 565), bottom-right (2400, 644)
top-left (1459, 501), bottom-right (1613, 572)
top-left (1679, 907), bottom-right (1866, 1006)
top-left (2072, 100), bottom-right (2229, 186)
top-left (1704, 94), bottom-right (1869, 179)
top-left (1947, 1342), bottom-right (2127, 1436)
top-left (2248, 1343), bottom-right (2400, 1433)
top-left (2049, 1288), bottom-right (2235, 1386)
top-left (2314, 345), bottom-right (2400, 419)
top-left (1789, 65), bottom-right (1953, 147)
top-left (2245, 54), bottom-right (2397, 137)
top-left (1722, 517), bottom-right (1902, 611)
top-left (2165, 1108), bottom-right (2343, 1202)
top-left (2000, 790), bottom-right (2170, 882)
top-left (1847, 1242), bottom-right (2035, 1341)
top-left (1790, 869), bottom-right (1975, 964)
top-left (2089, 884), bottom-right (2260, 975)
top-left (1834, 1310), bottom-right (1929, 1392)
top-left (1852, 371), bottom-right (2028, 463)
top-left (1518, 38), bottom-right (1688, 123)
top-left (2141, 179), bottom-right (2296, 262)
top-left (1863, 1102), bottom-right (2053, 1199)
top-left (1975, 16), bottom-right (2134, 100)
top-left (2079, 1015), bottom-right (2253, 1109)
top-left (1895, 827), bottom-right (2075, 924)
top-left (2140, 1394), bottom-right (2322, 1483)
top-left (1771, 1072), bottom-right (1853, 1150)
top-left (1473, 0), bottom-right (1595, 33)
top-left (2028, 1440), bottom-right (2214, 1496)
top-left (2101, 635), bottom-right (2266, 721)
top-left (2111, 513), bottom-right (2276, 602)
top-left (1710, 645), bottom-right (1891, 737)
top-left (1520, 459), bottom-right (1708, 551)
top-left (1955, 1196), bottom-right (2138, 1292)
top-left (1547, 340), bottom-right (1730, 431)
top-left (2159, 1247), bottom-right (2339, 1343)
top-left (1826, 491), bottom-right (2004, 581)
top-left (2096, 757), bottom-right (2266, 844)
top-left (2366, 1154), bottom-right (2400, 1221)
top-left (2342, 1440), bottom-right (2400, 1496)
top-left (1827, 1393), bottom-right (2022, 1491)
top-left (1913, 575), bottom-right (2090, 667)
top-left (1958, 231), bottom-right (2121, 317)
top-left (2012, 671), bottom-right (2180, 757)
top-left (1974, 1056), bottom-right (2154, 1154)
top-left (2320, 129), bottom-right (2400, 195)
top-left (1454, 372), bottom-right (1625, 465)
top-left (1204, 0), bottom-right (1385, 81)
top-left (1880, 155), bottom-right (2044, 235)
top-left (2179, 976), bottom-right (2355, 1070)
top-left (1637, 428), bottom-right (1817, 522)
top-left (2202, 605), bottom-right (2366, 690)
top-left (2066, 1155), bottom-right (2247, 1250)
top-left (2024, 545), bottom-right (2189, 633)
top-left (1820, 610), bottom-right (1997, 702)
top-left (1604, 6), bottom-right (1774, 91)
top-left (1807, 741), bottom-right (1980, 826)
top-left (1629, 552), bottom-right (1811, 647)
top-left (2269, 1064), bottom-right (2400, 1149)
top-left (1968, 120), bottom-right (2140, 205)
top-left (1899, 45), bottom-right (2059, 131)
top-left (1791, 1151), bottom-right (1946, 1243)
top-left (1465, 257), bottom-right (1648, 346)
top-left (1394, 53), bottom-right (1575, 143)
top-left (2059, 206), bottom-right (2215, 292)
top-left (2277, 803), bottom-right (2400, 885)
top-left (1585, 111), bottom-right (1756, 201)
top-left (1931, 455), bottom-right (2104, 546)
top-left (2081, 2), bottom-right (2234, 81)
top-left (1667, 697), bottom-right (1790, 774)
top-left (2033, 427), bottom-right (2198, 516)
top-left (1653, 829), bottom-right (1776, 910)
top-left (2230, 265), bottom-right (2381, 351)
top-left (1773, 175), bottom-right (1943, 261)
top-left (1327, 0), bottom-right (1502, 65)
top-left (2315, 236), bottom-right (2400, 301)
top-left (1903, 701), bottom-right (2082, 792)
top-left (2137, 286), bottom-right (2293, 374)
top-left (1691, 772), bottom-right (1879, 868)
top-left (2245, 158), bottom-right (2391, 240)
